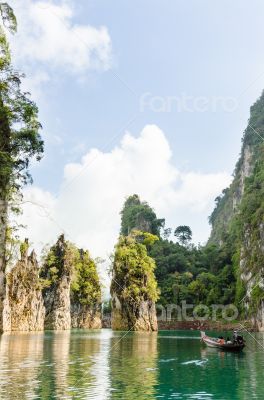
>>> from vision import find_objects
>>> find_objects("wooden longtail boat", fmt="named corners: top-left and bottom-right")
top-left (201, 331), bottom-right (245, 352)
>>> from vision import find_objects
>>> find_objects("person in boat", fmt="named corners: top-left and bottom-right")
top-left (237, 334), bottom-right (244, 344)
top-left (217, 336), bottom-right (225, 345)
top-left (233, 330), bottom-right (244, 344)
top-left (226, 337), bottom-right (232, 344)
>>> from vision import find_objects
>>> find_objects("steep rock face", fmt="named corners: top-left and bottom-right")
top-left (71, 304), bottom-right (102, 329)
top-left (43, 274), bottom-right (71, 330)
top-left (42, 235), bottom-right (73, 330)
top-left (42, 237), bottom-right (102, 331)
top-left (2, 293), bottom-right (11, 332)
top-left (253, 302), bottom-right (264, 331)
top-left (234, 159), bottom-right (264, 331)
top-left (111, 293), bottom-right (157, 331)
top-left (240, 145), bottom-right (253, 195)
top-left (5, 241), bottom-right (45, 331)
top-left (209, 144), bottom-right (254, 245)
top-left (209, 91), bottom-right (264, 329)
top-left (70, 249), bottom-right (102, 329)
top-left (111, 233), bottom-right (159, 332)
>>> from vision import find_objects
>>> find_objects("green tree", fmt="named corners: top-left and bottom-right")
top-left (71, 249), bottom-right (101, 307)
top-left (187, 280), bottom-right (207, 303)
top-left (111, 231), bottom-right (159, 303)
top-left (174, 225), bottom-right (192, 246)
top-left (0, 2), bottom-right (43, 330)
top-left (120, 194), bottom-right (165, 236)
top-left (40, 234), bottom-right (75, 289)
top-left (110, 231), bottom-right (159, 329)
top-left (162, 227), bottom-right (172, 240)
top-left (41, 235), bottom-right (101, 307)
top-left (118, 194), bottom-right (237, 313)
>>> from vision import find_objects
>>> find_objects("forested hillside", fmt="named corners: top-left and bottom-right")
top-left (209, 91), bottom-right (264, 329)
top-left (119, 194), bottom-right (236, 316)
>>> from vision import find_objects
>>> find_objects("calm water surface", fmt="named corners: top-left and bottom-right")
top-left (0, 329), bottom-right (263, 399)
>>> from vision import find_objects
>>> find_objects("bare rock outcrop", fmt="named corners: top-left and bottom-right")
top-left (42, 235), bottom-right (73, 330)
top-left (43, 274), bottom-right (71, 330)
top-left (71, 304), bottom-right (102, 329)
top-left (111, 293), bottom-right (157, 331)
top-left (5, 240), bottom-right (45, 331)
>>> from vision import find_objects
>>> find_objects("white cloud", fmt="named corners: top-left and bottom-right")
top-left (21, 70), bottom-right (51, 101)
top-left (19, 125), bottom-right (232, 259)
top-left (9, 0), bottom-right (112, 75)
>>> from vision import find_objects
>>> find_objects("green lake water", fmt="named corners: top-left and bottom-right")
top-left (0, 329), bottom-right (264, 399)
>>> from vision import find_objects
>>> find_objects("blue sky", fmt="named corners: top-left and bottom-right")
top-left (9, 0), bottom-right (264, 261)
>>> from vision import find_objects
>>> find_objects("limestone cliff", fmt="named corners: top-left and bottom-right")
top-left (41, 237), bottom-right (102, 330)
top-left (70, 249), bottom-right (102, 329)
top-left (111, 293), bottom-right (157, 331)
top-left (71, 304), bottom-right (101, 329)
top-left (209, 90), bottom-right (264, 329)
top-left (41, 235), bottom-right (73, 330)
top-left (5, 239), bottom-right (45, 331)
top-left (209, 144), bottom-right (253, 245)
top-left (120, 194), bottom-right (164, 237)
top-left (111, 233), bottom-right (159, 331)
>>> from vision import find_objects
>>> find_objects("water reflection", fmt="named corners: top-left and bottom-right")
top-left (236, 332), bottom-right (264, 400)
top-left (109, 332), bottom-right (158, 399)
top-left (0, 330), bottom-right (264, 399)
top-left (68, 329), bottom-right (111, 399)
top-left (37, 329), bottom-right (112, 400)
top-left (53, 331), bottom-right (71, 399)
top-left (0, 332), bottom-right (44, 399)
top-left (198, 346), bottom-right (244, 398)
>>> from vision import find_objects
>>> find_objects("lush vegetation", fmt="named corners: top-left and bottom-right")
top-left (150, 240), bottom-right (235, 308)
top-left (174, 226), bottom-right (192, 246)
top-left (0, 3), bottom-right (43, 224)
top-left (0, 2), bottom-right (43, 329)
top-left (40, 235), bottom-right (75, 288)
top-left (71, 249), bottom-right (101, 307)
top-left (210, 91), bottom-right (264, 241)
top-left (238, 151), bottom-right (264, 274)
top-left (1, 2), bottom-right (263, 327)
top-left (111, 230), bottom-right (159, 306)
top-left (41, 235), bottom-right (101, 308)
top-left (118, 195), bottom-right (236, 314)
top-left (120, 194), bottom-right (164, 236)
top-left (209, 91), bottom-right (264, 319)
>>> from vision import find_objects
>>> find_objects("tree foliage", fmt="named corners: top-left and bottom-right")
top-left (0, 3), bottom-right (43, 311)
top-left (41, 235), bottom-right (101, 307)
top-left (150, 238), bottom-right (236, 307)
top-left (71, 249), bottom-right (101, 306)
top-left (0, 3), bottom-right (16, 34)
top-left (0, 2), bottom-right (43, 198)
top-left (120, 194), bottom-right (165, 236)
top-left (119, 194), bottom-right (237, 312)
top-left (208, 90), bottom-right (264, 315)
top-left (40, 234), bottom-right (75, 288)
top-left (174, 225), bottom-right (192, 246)
top-left (111, 231), bottom-right (159, 305)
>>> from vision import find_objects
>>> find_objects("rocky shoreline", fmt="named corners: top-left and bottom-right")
top-left (101, 314), bottom-right (256, 331)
